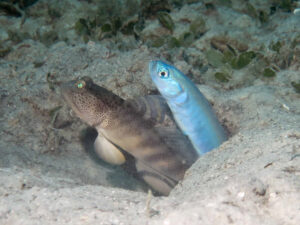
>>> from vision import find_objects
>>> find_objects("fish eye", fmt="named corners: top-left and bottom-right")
top-left (158, 68), bottom-right (169, 79)
top-left (76, 80), bottom-right (86, 89)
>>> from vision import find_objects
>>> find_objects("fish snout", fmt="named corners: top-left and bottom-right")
top-left (149, 60), bottom-right (158, 75)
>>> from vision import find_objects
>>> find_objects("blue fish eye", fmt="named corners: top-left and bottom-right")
top-left (158, 68), bottom-right (169, 79)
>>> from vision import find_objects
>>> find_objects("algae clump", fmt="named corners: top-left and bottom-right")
top-left (167, 37), bottom-right (181, 48)
top-left (215, 72), bottom-right (230, 83)
top-left (270, 41), bottom-right (282, 53)
top-left (157, 12), bottom-right (175, 32)
top-left (179, 32), bottom-right (195, 47)
top-left (263, 68), bottom-right (276, 77)
top-left (222, 50), bottom-right (235, 63)
top-left (205, 49), bottom-right (224, 68)
top-left (75, 18), bottom-right (90, 36)
top-left (189, 16), bottom-right (206, 37)
top-left (230, 51), bottom-right (256, 69)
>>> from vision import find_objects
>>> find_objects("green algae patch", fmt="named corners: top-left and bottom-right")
top-left (230, 51), bottom-right (256, 69)
top-left (157, 12), bottom-right (174, 32)
top-left (270, 41), bottom-right (282, 53)
top-left (167, 37), bottom-right (181, 48)
top-left (205, 49), bottom-right (225, 68)
top-left (179, 32), bottom-right (195, 47)
top-left (263, 68), bottom-right (276, 77)
top-left (189, 16), bottom-right (206, 37)
top-left (215, 72), bottom-right (230, 83)
top-left (75, 18), bottom-right (90, 36)
top-left (222, 50), bottom-right (235, 63)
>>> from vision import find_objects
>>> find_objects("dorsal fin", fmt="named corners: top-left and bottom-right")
top-left (126, 95), bottom-right (173, 126)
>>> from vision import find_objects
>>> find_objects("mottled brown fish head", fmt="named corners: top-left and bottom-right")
top-left (61, 76), bottom-right (124, 127)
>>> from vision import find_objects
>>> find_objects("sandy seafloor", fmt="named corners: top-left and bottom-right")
top-left (0, 0), bottom-right (299, 224)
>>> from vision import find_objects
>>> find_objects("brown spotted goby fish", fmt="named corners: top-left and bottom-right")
top-left (61, 76), bottom-right (197, 195)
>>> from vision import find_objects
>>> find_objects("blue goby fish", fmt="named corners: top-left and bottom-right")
top-left (149, 60), bottom-right (228, 155)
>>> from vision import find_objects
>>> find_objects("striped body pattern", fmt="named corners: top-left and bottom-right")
top-left (149, 60), bottom-right (228, 155)
top-left (61, 76), bottom-right (197, 195)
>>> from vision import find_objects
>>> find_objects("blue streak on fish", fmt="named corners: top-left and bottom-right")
top-left (149, 60), bottom-right (228, 155)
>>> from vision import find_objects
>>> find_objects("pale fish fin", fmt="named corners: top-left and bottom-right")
top-left (94, 133), bottom-right (126, 165)
top-left (126, 95), bottom-right (173, 126)
top-left (135, 160), bottom-right (178, 196)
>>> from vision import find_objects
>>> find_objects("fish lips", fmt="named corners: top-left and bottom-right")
top-left (60, 80), bottom-right (84, 117)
